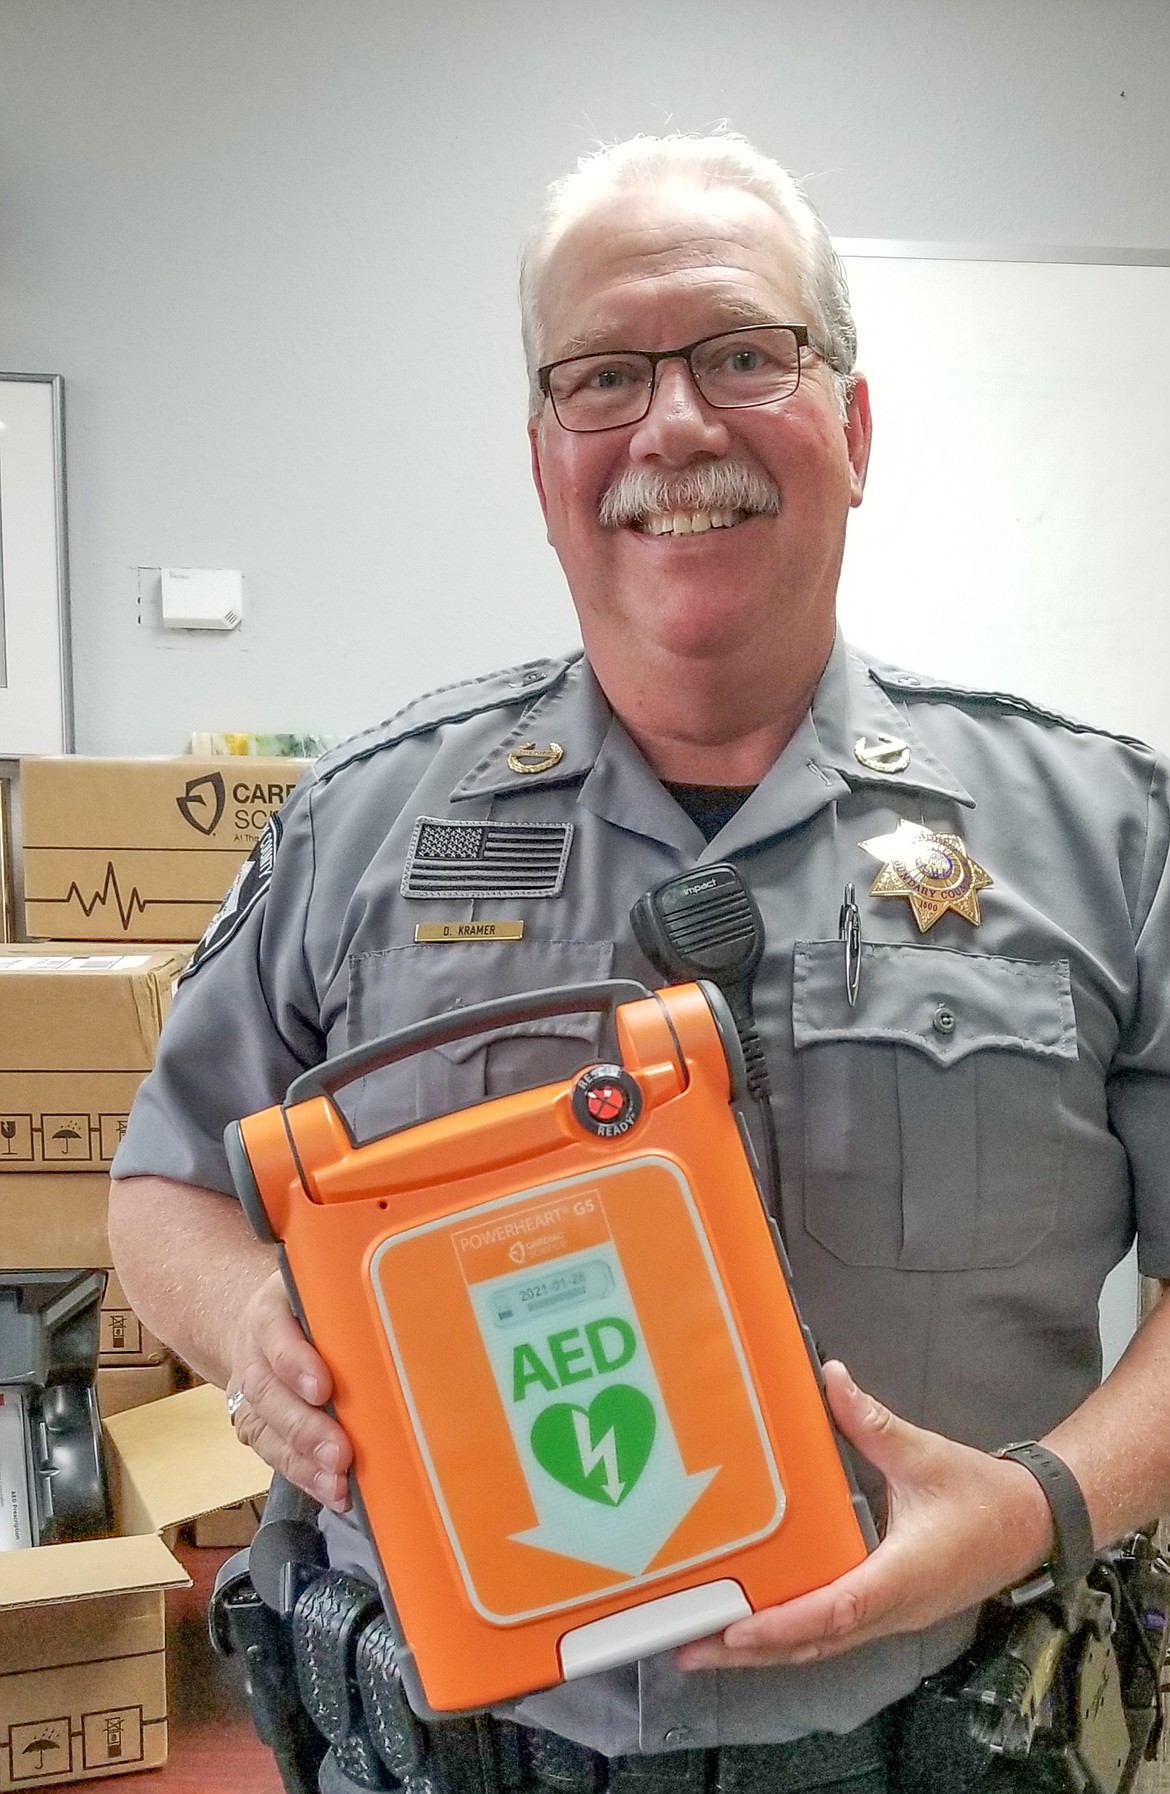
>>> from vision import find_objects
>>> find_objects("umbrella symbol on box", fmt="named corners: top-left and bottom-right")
top-left (24, 1730), bottom-right (65, 1770)
top-left (52, 1124), bottom-right (85, 1154)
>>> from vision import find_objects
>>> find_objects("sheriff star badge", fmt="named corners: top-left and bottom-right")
top-left (860, 820), bottom-right (993, 932)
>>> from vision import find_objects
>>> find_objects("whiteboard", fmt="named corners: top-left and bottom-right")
top-left (835, 251), bottom-right (1170, 753)
top-left (0, 375), bottom-right (72, 754)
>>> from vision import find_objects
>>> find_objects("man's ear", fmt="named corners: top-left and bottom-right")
top-left (528, 415), bottom-right (551, 531)
top-left (845, 374), bottom-right (873, 508)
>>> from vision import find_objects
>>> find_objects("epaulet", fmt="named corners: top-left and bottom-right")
top-left (312, 652), bottom-right (582, 787)
top-left (867, 658), bottom-right (1153, 753)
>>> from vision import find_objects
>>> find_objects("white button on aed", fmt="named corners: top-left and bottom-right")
top-left (558, 1581), bottom-right (751, 1681)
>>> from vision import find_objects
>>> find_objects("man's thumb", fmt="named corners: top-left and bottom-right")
top-left (821, 1359), bottom-right (922, 1480)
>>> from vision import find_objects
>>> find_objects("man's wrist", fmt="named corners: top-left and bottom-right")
top-left (993, 1440), bottom-right (1096, 1605)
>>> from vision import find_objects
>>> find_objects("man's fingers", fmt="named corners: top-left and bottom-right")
top-left (678, 1569), bottom-right (877, 1669)
top-left (234, 1403), bottom-right (351, 1511)
top-left (250, 1273), bottom-right (335, 1405)
top-left (232, 1374), bottom-right (352, 1511)
top-left (229, 1272), bottom-right (352, 1509)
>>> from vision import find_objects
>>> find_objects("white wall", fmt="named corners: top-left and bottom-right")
top-left (2, 0), bottom-right (1169, 753)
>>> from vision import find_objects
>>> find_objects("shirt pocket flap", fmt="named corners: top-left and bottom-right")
top-left (792, 942), bottom-right (1077, 1067)
top-left (348, 938), bottom-right (615, 1057)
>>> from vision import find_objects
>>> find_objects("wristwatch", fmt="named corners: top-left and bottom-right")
top-left (994, 1440), bottom-right (1096, 1605)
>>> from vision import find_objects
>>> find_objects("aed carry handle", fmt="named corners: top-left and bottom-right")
top-left (226, 978), bottom-right (670, 1244)
top-left (285, 978), bottom-right (654, 1120)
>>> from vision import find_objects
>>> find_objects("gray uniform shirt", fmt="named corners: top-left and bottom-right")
top-left (114, 634), bottom-right (1170, 1754)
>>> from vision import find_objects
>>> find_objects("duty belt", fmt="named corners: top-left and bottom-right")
top-left (210, 1480), bottom-right (1170, 1794)
top-left (211, 1546), bottom-right (889, 1794)
top-left (293, 1569), bottom-right (888, 1794)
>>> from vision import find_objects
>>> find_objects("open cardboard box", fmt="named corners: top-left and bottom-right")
top-left (0, 1384), bottom-right (271, 1787)
top-left (97, 1361), bottom-right (179, 1420)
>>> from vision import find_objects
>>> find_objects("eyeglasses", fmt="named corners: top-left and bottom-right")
top-left (537, 324), bottom-right (814, 433)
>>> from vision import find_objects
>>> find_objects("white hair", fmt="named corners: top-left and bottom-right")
top-left (519, 130), bottom-right (858, 416)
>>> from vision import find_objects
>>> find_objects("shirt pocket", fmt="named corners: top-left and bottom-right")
top-left (343, 938), bottom-right (615, 1142)
top-left (792, 942), bottom-right (1077, 1270)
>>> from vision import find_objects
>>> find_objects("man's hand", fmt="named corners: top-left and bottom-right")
top-left (108, 1176), bottom-right (355, 1511)
top-left (227, 1269), bottom-right (353, 1512)
top-left (676, 1361), bottom-right (1054, 1671)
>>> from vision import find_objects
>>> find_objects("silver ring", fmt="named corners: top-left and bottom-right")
top-left (226, 1387), bottom-right (246, 1424)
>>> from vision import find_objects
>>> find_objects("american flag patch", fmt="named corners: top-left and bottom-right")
top-left (401, 817), bottom-right (573, 899)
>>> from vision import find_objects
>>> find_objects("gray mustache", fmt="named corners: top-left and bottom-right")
top-left (599, 464), bottom-right (780, 528)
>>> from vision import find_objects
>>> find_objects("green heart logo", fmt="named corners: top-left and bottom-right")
top-left (530, 1384), bottom-right (656, 1506)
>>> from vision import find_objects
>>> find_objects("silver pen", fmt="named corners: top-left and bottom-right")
top-left (838, 883), bottom-right (862, 1008)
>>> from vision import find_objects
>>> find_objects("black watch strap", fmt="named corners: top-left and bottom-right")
top-left (994, 1440), bottom-right (1096, 1605)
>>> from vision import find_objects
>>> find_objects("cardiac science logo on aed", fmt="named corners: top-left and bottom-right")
top-left (176, 771), bottom-right (226, 836)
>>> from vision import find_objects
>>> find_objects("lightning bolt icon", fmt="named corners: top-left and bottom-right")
top-left (572, 1410), bottom-right (624, 1504)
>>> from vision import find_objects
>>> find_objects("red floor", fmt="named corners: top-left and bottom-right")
top-left (82, 1538), bottom-right (286, 1794)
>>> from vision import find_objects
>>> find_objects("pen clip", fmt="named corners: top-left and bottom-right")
top-left (838, 882), bottom-right (862, 1008)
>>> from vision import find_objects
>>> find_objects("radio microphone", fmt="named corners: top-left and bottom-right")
top-left (630, 863), bottom-right (782, 1225)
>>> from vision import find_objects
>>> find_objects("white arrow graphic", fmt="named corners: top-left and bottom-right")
top-left (467, 1242), bottom-right (721, 1577)
top-left (511, 1419), bottom-right (718, 1577)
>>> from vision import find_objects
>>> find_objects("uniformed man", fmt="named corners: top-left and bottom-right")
top-left (109, 132), bottom-right (1170, 1794)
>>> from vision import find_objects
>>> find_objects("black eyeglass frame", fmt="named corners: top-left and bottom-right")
top-left (537, 323), bottom-right (815, 433)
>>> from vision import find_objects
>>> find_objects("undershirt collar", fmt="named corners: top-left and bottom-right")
top-left (662, 780), bottom-right (757, 844)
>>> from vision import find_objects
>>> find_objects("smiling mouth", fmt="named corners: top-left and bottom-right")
top-left (636, 508), bottom-right (749, 536)
top-left (600, 465), bottom-right (779, 536)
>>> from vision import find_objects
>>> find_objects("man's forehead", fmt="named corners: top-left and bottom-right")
top-left (537, 182), bottom-right (806, 355)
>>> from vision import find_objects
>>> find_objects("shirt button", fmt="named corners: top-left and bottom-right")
top-left (663, 1729), bottom-right (693, 1749)
top-left (933, 1005), bottom-right (956, 1035)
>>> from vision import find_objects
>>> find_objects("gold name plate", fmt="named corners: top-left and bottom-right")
top-left (414, 920), bottom-right (526, 943)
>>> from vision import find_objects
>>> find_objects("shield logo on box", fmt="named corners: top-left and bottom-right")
top-left (176, 771), bottom-right (226, 835)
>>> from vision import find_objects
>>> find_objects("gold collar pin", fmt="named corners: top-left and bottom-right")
top-left (854, 734), bottom-right (911, 775)
top-left (507, 741), bottom-right (564, 775)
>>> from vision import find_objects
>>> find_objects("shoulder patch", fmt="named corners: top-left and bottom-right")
top-left (313, 653), bottom-right (581, 788)
top-left (180, 813), bottom-right (282, 982)
top-left (867, 661), bottom-right (1152, 752)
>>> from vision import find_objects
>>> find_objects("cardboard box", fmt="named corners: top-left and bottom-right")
top-left (0, 947), bottom-right (190, 1173)
top-left (0, 954), bottom-right (189, 1176)
top-left (192, 1497), bottom-right (264, 1549)
top-left (97, 1362), bottom-right (178, 1419)
top-left (0, 1176), bottom-right (178, 1370)
top-left (99, 1272), bottom-right (167, 1369)
top-left (20, 757), bottom-right (309, 943)
top-left (0, 1384), bottom-right (271, 1787)
top-left (0, 1176), bottom-right (111, 1271)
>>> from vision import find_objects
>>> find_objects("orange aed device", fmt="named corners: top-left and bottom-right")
top-left (225, 979), bottom-right (875, 1714)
